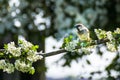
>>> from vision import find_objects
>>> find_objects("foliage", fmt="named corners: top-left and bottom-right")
top-left (62, 28), bottom-right (120, 53)
top-left (61, 28), bottom-right (120, 79)
top-left (0, 39), bottom-right (43, 74)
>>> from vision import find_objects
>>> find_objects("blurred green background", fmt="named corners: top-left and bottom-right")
top-left (0, 0), bottom-right (120, 80)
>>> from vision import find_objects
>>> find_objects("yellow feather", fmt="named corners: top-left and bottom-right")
top-left (78, 32), bottom-right (90, 41)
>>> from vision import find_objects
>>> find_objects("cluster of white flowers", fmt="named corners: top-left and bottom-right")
top-left (19, 39), bottom-right (33, 51)
top-left (94, 29), bottom-right (107, 39)
top-left (27, 50), bottom-right (43, 62)
top-left (0, 60), bottom-right (14, 73)
top-left (65, 40), bottom-right (77, 52)
top-left (0, 60), bottom-right (6, 70)
top-left (81, 47), bottom-right (91, 54)
top-left (6, 42), bottom-right (21, 57)
top-left (114, 28), bottom-right (120, 34)
top-left (0, 39), bottom-right (43, 74)
top-left (106, 31), bottom-right (114, 41)
top-left (95, 28), bottom-right (120, 40)
top-left (3, 62), bottom-right (14, 74)
top-left (95, 28), bottom-right (120, 52)
top-left (15, 60), bottom-right (34, 73)
top-left (106, 42), bottom-right (116, 52)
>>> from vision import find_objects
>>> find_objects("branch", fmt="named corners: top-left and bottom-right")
top-left (39, 38), bottom-right (109, 57)
top-left (0, 48), bottom-right (67, 57)
top-left (41, 49), bottom-right (67, 57)
top-left (0, 39), bottom-right (109, 58)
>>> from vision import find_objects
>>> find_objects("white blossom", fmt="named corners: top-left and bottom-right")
top-left (106, 42), bottom-right (116, 52)
top-left (19, 39), bottom-right (33, 51)
top-left (94, 29), bottom-right (107, 39)
top-left (81, 47), bottom-right (91, 54)
top-left (0, 39), bottom-right (43, 74)
top-left (106, 31), bottom-right (114, 41)
top-left (3, 63), bottom-right (14, 74)
top-left (65, 40), bottom-right (77, 52)
top-left (15, 60), bottom-right (33, 73)
top-left (0, 60), bottom-right (14, 73)
top-left (0, 60), bottom-right (6, 69)
top-left (114, 28), bottom-right (120, 34)
top-left (6, 42), bottom-right (21, 57)
top-left (27, 50), bottom-right (43, 62)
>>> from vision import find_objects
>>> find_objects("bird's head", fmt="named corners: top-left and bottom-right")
top-left (74, 23), bottom-right (90, 41)
top-left (74, 24), bottom-right (84, 32)
top-left (74, 23), bottom-right (83, 28)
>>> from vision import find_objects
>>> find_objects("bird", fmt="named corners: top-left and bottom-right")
top-left (74, 23), bottom-right (91, 41)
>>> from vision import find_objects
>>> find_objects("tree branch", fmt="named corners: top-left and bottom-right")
top-left (0, 48), bottom-right (67, 57)
top-left (0, 38), bottom-right (109, 58)
top-left (38, 38), bottom-right (109, 57)
top-left (41, 49), bottom-right (67, 57)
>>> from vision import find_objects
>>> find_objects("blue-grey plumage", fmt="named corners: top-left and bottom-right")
top-left (74, 24), bottom-right (90, 41)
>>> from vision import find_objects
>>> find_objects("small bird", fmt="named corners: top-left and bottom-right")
top-left (74, 24), bottom-right (91, 41)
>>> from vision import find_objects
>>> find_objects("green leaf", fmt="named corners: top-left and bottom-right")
top-left (29, 68), bottom-right (35, 75)
top-left (62, 35), bottom-right (74, 48)
top-left (69, 35), bottom-right (73, 40)
top-left (4, 44), bottom-right (8, 50)
top-left (18, 39), bottom-right (23, 44)
top-left (0, 52), bottom-right (4, 56)
top-left (9, 55), bottom-right (12, 58)
top-left (32, 45), bottom-right (39, 51)
top-left (80, 42), bottom-right (88, 47)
